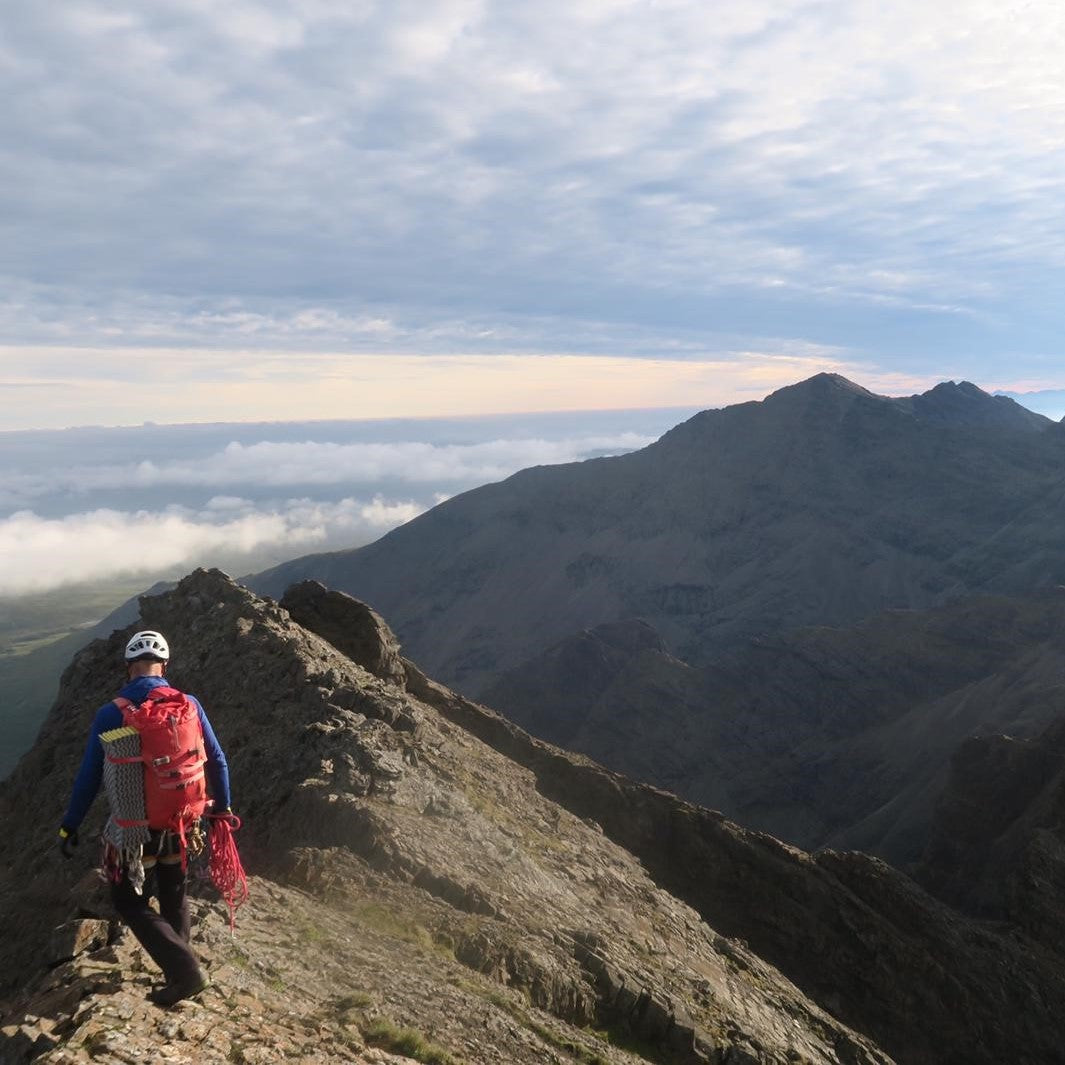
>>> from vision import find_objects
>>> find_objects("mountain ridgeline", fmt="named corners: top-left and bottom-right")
top-left (253, 374), bottom-right (1065, 696)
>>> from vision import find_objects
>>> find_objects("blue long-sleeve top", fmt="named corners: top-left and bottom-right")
top-left (62, 675), bottom-right (231, 831)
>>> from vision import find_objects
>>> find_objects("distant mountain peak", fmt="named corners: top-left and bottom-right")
top-left (923, 379), bottom-right (987, 398)
top-left (768, 372), bottom-right (878, 402)
top-left (762, 375), bottom-right (1048, 431)
top-left (902, 379), bottom-right (1051, 431)
top-left (799, 371), bottom-right (861, 389)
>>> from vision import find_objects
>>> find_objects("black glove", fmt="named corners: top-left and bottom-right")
top-left (58, 827), bottom-right (79, 859)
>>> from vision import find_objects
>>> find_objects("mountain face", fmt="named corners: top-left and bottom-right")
top-left (919, 711), bottom-right (1065, 942)
top-left (4, 570), bottom-right (1065, 1064)
top-left (483, 590), bottom-right (1065, 864)
top-left (252, 374), bottom-right (1065, 699)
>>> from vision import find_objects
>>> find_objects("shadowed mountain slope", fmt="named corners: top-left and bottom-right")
top-left (5, 573), bottom-right (1065, 1063)
top-left (483, 589), bottom-right (1065, 864)
top-left (251, 374), bottom-right (1065, 698)
top-left (919, 710), bottom-right (1065, 946)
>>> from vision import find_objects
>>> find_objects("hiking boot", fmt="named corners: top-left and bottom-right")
top-left (149, 971), bottom-right (210, 1007)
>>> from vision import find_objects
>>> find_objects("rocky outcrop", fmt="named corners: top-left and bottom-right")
top-left (0, 569), bottom-right (894, 1065)
top-left (281, 580), bottom-right (407, 687)
top-left (5, 877), bottom-right (628, 1065)
top-left (918, 713), bottom-right (1065, 945)
top-left (292, 581), bottom-right (1065, 1065)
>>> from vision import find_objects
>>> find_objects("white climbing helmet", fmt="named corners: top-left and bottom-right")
top-left (124, 630), bottom-right (170, 662)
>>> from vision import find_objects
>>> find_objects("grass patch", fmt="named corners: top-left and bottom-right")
top-left (335, 991), bottom-right (374, 1013)
top-left (351, 901), bottom-right (434, 952)
top-left (296, 918), bottom-right (329, 945)
top-left (225, 945), bottom-right (252, 970)
top-left (361, 1017), bottom-right (459, 1065)
top-left (464, 980), bottom-right (610, 1065)
top-left (524, 1018), bottom-right (610, 1065)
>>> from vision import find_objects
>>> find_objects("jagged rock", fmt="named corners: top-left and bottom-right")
top-left (0, 1017), bottom-right (57, 1065)
top-left (281, 582), bottom-right (407, 688)
top-left (47, 922), bottom-right (109, 966)
top-left (0, 570), bottom-right (895, 1065)
top-left (405, 647), bottom-right (1065, 1065)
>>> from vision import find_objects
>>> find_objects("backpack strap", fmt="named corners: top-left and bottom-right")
top-left (113, 690), bottom-right (179, 712)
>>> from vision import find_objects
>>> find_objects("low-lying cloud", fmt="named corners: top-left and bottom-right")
top-left (0, 432), bottom-right (655, 508)
top-left (0, 412), bottom-right (675, 596)
top-left (0, 497), bottom-right (426, 596)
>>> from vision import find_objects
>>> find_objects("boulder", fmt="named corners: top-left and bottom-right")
top-left (281, 581), bottom-right (406, 687)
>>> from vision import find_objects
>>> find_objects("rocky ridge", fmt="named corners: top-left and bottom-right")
top-left (3, 879), bottom-right (594, 1065)
top-left (1, 571), bottom-right (892, 1065)
top-left (6, 572), bottom-right (1065, 1064)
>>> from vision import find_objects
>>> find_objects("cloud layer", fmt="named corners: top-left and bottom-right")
top-left (0, 496), bottom-right (424, 596)
top-left (0, 412), bottom-right (664, 594)
top-left (0, 428), bottom-right (657, 507)
top-left (3, 0), bottom-right (1064, 395)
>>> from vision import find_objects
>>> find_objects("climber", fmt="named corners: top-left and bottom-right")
top-left (58, 629), bottom-right (232, 1007)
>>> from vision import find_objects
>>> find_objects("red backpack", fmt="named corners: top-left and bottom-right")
top-left (111, 686), bottom-right (209, 839)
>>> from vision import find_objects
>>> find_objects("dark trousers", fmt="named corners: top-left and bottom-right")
top-left (111, 831), bottom-right (200, 985)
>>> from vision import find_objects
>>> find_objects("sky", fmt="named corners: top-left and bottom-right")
top-left (3, 0), bottom-right (1065, 430)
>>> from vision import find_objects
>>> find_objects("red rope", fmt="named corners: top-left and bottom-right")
top-left (208, 812), bottom-right (249, 930)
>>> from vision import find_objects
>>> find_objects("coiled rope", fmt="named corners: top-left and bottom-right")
top-left (208, 811), bottom-right (249, 931)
